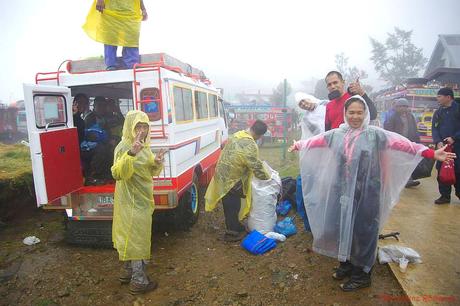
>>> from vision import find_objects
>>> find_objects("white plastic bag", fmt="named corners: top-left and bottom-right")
top-left (378, 245), bottom-right (422, 264)
top-left (265, 232), bottom-right (286, 242)
top-left (248, 162), bottom-right (281, 234)
top-left (23, 236), bottom-right (41, 245)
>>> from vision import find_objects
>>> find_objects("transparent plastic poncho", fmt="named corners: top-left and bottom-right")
top-left (111, 110), bottom-right (163, 261)
top-left (296, 96), bottom-right (428, 272)
top-left (83, 0), bottom-right (142, 47)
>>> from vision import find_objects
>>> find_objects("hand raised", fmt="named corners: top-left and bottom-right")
top-left (155, 148), bottom-right (166, 163)
top-left (129, 131), bottom-right (144, 155)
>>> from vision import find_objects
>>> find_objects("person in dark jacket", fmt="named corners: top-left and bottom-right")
top-left (384, 98), bottom-right (421, 187)
top-left (72, 96), bottom-right (86, 145)
top-left (432, 87), bottom-right (460, 204)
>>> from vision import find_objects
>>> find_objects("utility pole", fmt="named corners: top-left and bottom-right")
top-left (282, 79), bottom-right (288, 160)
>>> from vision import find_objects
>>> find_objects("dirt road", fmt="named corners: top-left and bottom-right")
top-left (0, 201), bottom-right (408, 306)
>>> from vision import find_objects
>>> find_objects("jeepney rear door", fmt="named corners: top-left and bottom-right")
top-left (23, 84), bottom-right (83, 207)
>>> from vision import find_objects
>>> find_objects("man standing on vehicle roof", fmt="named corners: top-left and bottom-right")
top-left (83, 0), bottom-right (148, 70)
top-left (298, 71), bottom-right (377, 130)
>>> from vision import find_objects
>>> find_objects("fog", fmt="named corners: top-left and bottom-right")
top-left (0, 0), bottom-right (459, 104)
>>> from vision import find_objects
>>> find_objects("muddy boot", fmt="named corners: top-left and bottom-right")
top-left (340, 266), bottom-right (371, 291)
top-left (223, 230), bottom-right (246, 242)
top-left (119, 261), bottom-right (132, 284)
top-left (129, 260), bottom-right (158, 294)
top-left (434, 196), bottom-right (450, 205)
top-left (332, 261), bottom-right (353, 280)
top-left (129, 279), bottom-right (158, 295)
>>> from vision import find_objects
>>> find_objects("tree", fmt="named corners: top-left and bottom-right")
top-left (335, 53), bottom-right (373, 94)
top-left (270, 81), bottom-right (292, 105)
top-left (335, 53), bottom-right (369, 82)
top-left (370, 27), bottom-right (427, 86)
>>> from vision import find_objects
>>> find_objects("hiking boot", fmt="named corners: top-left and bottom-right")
top-left (405, 180), bottom-right (420, 188)
top-left (434, 196), bottom-right (450, 205)
top-left (129, 279), bottom-right (158, 295)
top-left (119, 271), bottom-right (132, 285)
top-left (223, 230), bottom-right (246, 242)
top-left (332, 262), bottom-right (353, 280)
top-left (340, 268), bottom-right (371, 292)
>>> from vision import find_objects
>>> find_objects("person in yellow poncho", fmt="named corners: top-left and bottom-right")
top-left (205, 120), bottom-right (270, 242)
top-left (83, 0), bottom-right (148, 70)
top-left (111, 110), bottom-right (165, 294)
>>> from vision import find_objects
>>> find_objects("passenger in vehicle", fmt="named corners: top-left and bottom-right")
top-left (72, 96), bottom-right (85, 145)
top-left (106, 98), bottom-right (125, 143)
top-left (81, 96), bottom-right (109, 183)
top-left (74, 93), bottom-right (92, 124)
top-left (86, 96), bottom-right (126, 185)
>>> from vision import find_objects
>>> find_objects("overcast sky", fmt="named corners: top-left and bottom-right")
top-left (0, 0), bottom-right (459, 103)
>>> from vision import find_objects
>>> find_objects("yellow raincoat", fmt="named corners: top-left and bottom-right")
top-left (111, 111), bottom-right (163, 261)
top-left (83, 0), bottom-right (142, 47)
top-left (205, 130), bottom-right (270, 220)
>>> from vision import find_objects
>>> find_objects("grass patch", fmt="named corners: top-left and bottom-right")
top-left (0, 143), bottom-right (32, 181)
top-left (259, 141), bottom-right (299, 178)
top-left (0, 143), bottom-right (34, 209)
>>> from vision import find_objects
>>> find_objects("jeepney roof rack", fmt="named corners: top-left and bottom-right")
top-left (36, 53), bottom-right (210, 85)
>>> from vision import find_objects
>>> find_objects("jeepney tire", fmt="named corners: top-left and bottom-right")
top-left (64, 219), bottom-right (113, 249)
top-left (176, 173), bottom-right (202, 230)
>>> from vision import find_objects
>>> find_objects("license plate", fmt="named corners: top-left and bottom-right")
top-left (96, 195), bottom-right (114, 205)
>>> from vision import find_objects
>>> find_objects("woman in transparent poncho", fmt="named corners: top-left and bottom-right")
top-left (289, 96), bottom-right (455, 291)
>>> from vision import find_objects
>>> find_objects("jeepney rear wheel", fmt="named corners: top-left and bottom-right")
top-left (176, 173), bottom-right (202, 230)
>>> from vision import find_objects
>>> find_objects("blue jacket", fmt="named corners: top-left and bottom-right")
top-left (432, 102), bottom-right (460, 151)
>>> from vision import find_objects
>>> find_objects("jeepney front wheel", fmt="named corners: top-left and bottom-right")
top-left (175, 173), bottom-right (202, 230)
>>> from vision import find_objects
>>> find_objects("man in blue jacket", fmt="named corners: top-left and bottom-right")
top-left (432, 87), bottom-right (460, 204)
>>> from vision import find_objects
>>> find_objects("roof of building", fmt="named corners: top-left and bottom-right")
top-left (424, 34), bottom-right (460, 78)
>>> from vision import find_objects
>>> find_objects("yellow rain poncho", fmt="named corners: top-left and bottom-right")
top-left (83, 0), bottom-right (142, 47)
top-left (111, 110), bottom-right (163, 261)
top-left (205, 130), bottom-right (270, 220)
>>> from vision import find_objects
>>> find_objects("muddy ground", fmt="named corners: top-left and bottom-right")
top-left (0, 201), bottom-right (409, 306)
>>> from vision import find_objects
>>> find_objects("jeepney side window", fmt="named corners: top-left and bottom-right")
top-left (173, 86), bottom-right (193, 122)
top-left (209, 94), bottom-right (218, 118)
top-left (194, 90), bottom-right (208, 119)
top-left (33, 94), bottom-right (67, 128)
top-left (140, 88), bottom-right (161, 121)
top-left (218, 99), bottom-right (228, 127)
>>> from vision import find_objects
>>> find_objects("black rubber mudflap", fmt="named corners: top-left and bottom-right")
top-left (65, 220), bottom-right (113, 248)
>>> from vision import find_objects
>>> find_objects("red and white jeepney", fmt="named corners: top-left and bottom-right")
top-left (23, 53), bottom-right (228, 246)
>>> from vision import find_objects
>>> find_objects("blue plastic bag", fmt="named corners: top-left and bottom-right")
top-left (274, 216), bottom-right (297, 237)
top-left (276, 200), bottom-right (291, 216)
top-left (296, 175), bottom-right (311, 232)
top-left (241, 230), bottom-right (277, 255)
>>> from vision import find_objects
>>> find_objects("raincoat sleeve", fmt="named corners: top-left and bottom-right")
top-left (111, 150), bottom-right (136, 181)
top-left (294, 135), bottom-right (327, 151)
top-left (245, 142), bottom-right (270, 180)
top-left (149, 155), bottom-right (164, 177)
top-left (386, 136), bottom-right (432, 157)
